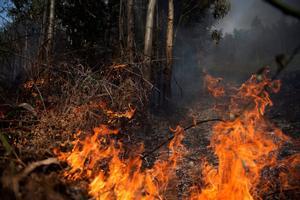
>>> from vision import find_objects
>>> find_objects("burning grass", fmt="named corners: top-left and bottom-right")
top-left (191, 71), bottom-right (295, 200)
top-left (52, 70), bottom-right (300, 199)
top-left (1, 66), bottom-right (300, 200)
top-left (54, 124), bottom-right (185, 200)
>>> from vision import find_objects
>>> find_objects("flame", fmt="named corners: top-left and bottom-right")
top-left (112, 63), bottom-right (128, 69)
top-left (55, 122), bottom-right (185, 199)
top-left (23, 78), bottom-right (45, 89)
top-left (204, 74), bottom-right (225, 97)
top-left (54, 71), bottom-right (300, 199)
top-left (191, 72), bottom-right (290, 200)
top-left (99, 102), bottom-right (136, 120)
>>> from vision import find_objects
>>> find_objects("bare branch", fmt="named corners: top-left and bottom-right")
top-left (264, 0), bottom-right (300, 19)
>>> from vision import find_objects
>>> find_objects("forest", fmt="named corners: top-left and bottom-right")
top-left (0, 0), bottom-right (300, 200)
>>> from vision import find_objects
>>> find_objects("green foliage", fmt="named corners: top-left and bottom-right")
top-left (211, 29), bottom-right (222, 44)
top-left (56, 0), bottom-right (120, 49)
top-left (0, 132), bottom-right (13, 156)
top-left (9, 0), bottom-right (45, 21)
top-left (176, 0), bottom-right (230, 26)
top-left (213, 0), bottom-right (230, 19)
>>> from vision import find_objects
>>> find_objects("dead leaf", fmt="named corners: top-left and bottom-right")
top-left (18, 103), bottom-right (37, 116)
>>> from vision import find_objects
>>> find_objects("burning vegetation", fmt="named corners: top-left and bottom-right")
top-left (55, 124), bottom-right (185, 200)
top-left (1, 1), bottom-right (300, 200)
top-left (48, 70), bottom-right (299, 200)
top-left (191, 70), bottom-right (299, 200)
top-left (1, 64), bottom-right (300, 199)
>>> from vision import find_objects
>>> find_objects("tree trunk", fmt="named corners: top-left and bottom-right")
top-left (119, 0), bottom-right (124, 56)
top-left (45, 0), bottom-right (55, 61)
top-left (127, 0), bottom-right (134, 63)
top-left (164, 0), bottom-right (174, 99)
top-left (41, 0), bottom-right (48, 46)
top-left (143, 0), bottom-right (156, 82)
top-left (37, 0), bottom-right (48, 62)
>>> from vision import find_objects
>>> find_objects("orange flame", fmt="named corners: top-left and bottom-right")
top-left (55, 124), bottom-right (185, 200)
top-left (54, 71), bottom-right (300, 199)
top-left (191, 72), bottom-right (290, 200)
top-left (99, 102), bottom-right (136, 120)
top-left (204, 74), bottom-right (225, 98)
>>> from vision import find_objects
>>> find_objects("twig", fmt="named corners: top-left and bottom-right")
top-left (142, 118), bottom-right (223, 159)
top-left (264, 187), bottom-right (300, 198)
top-left (264, 0), bottom-right (300, 19)
top-left (0, 132), bottom-right (25, 167)
top-left (173, 75), bottom-right (184, 97)
top-left (103, 83), bottom-right (114, 104)
top-left (141, 45), bottom-right (299, 159)
top-left (121, 67), bottom-right (158, 90)
top-left (33, 83), bottom-right (46, 111)
top-left (11, 158), bottom-right (59, 199)
top-left (183, 118), bottom-right (223, 131)
top-left (234, 44), bottom-right (300, 119)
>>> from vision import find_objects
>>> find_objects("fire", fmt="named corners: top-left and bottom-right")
top-left (278, 153), bottom-right (300, 192)
top-left (55, 120), bottom-right (185, 199)
top-left (54, 71), bottom-right (299, 199)
top-left (191, 71), bottom-right (291, 200)
top-left (99, 102), bottom-right (136, 120)
top-left (203, 73), bottom-right (225, 98)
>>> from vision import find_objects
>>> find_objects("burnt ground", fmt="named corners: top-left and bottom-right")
top-left (0, 70), bottom-right (299, 200)
top-left (144, 70), bottom-right (300, 199)
top-left (270, 70), bottom-right (300, 137)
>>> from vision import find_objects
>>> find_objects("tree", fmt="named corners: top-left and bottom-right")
top-left (143, 0), bottom-right (156, 82)
top-left (158, 0), bottom-right (230, 104)
top-left (163, 0), bottom-right (174, 99)
top-left (127, 0), bottom-right (134, 63)
top-left (45, 0), bottom-right (55, 62)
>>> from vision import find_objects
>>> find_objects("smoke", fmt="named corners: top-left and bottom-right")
top-left (215, 0), bottom-right (300, 33)
top-left (172, 0), bottom-right (300, 105)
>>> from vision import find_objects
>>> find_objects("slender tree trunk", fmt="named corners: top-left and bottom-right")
top-left (143, 0), bottom-right (156, 82)
top-left (164, 0), bottom-right (174, 99)
top-left (37, 0), bottom-right (48, 62)
top-left (119, 0), bottom-right (124, 55)
top-left (45, 0), bottom-right (55, 61)
top-left (24, 20), bottom-right (29, 74)
top-left (41, 0), bottom-right (48, 46)
top-left (127, 0), bottom-right (134, 63)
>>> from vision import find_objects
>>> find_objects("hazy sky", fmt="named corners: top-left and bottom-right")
top-left (0, 0), bottom-right (12, 27)
top-left (215, 0), bottom-right (300, 33)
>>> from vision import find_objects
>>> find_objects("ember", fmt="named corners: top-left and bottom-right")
top-left (203, 73), bottom-right (225, 98)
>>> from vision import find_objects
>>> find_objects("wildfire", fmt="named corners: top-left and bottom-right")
top-left (54, 70), bottom-right (300, 199)
top-left (191, 71), bottom-right (293, 200)
top-left (203, 73), bottom-right (225, 98)
top-left (99, 102), bottom-right (136, 120)
top-left (55, 120), bottom-right (185, 199)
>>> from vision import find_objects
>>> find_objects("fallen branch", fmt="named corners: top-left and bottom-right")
top-left (33, 83), bottom-right (46, 111)
top-left (142, 118), bottom-right (223, 159)
top-left (143, 44), bottom-right (300, 160)
top-left (8, 158), bottom-right (59, 199)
